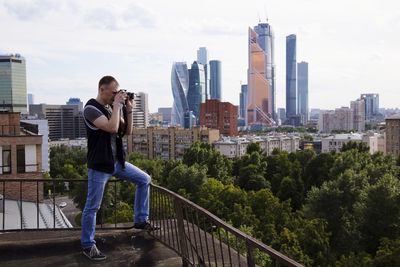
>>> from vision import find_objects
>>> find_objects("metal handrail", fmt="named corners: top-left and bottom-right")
top-left (149, 184), bottom-right (304, 267)
top-left (0, 178), bottom-right (304, 266)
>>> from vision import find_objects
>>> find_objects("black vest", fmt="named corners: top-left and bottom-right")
top-left (84, 99), bottom-right (125, 174)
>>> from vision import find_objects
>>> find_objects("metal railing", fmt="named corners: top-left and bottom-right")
top-left (149, 184), bottom-right (303, 267)
top-left (0, 178), bottom-right (304, 267)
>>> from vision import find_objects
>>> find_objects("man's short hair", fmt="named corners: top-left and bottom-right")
top-left (98, 76), bottom-right (119, 89)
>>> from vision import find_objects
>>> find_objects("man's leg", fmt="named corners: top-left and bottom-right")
top-left (113, 161), bottom-right (151, 224)
top-left (81, 169), bottom-right (110, 249)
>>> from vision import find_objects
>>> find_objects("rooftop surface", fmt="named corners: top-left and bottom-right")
top-left (0, 229), bottom-right (182, 267)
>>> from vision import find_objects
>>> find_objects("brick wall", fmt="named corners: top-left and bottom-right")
top-left (0, 172), bottom-right (44, 202)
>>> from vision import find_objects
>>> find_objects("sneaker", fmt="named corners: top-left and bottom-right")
top-left (134, 221), bottom-right (160, 231)
top-left (82, 244), bottom-right (107, 261)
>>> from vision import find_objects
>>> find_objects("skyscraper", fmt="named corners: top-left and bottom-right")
top-left (133, 92), bottom-right (149, 128)
top-left (66, 98), bottom-right (83, 111)
top-left (286, 34), bottom-right (297, 121)
top-left (297, 61), bottom-right (308, 124)
top-left (361, 93), bottom-right (379, 121)
top-left (254, 22), bottom-right (276, 120)
top-left (187, 61), bottom-right (206, 124)
top-left (197, 47), bottom-right (209, 100)
top-left (209, 60), bottom-right (222, 100)
top-left (247, 25), bottom-right (275, 126)
top-left (171, 62), bottom-right (189, 126)
top-left (239, 84), bottom-right (248, 119)
top-left (0, 54), bottom-right (27, 113)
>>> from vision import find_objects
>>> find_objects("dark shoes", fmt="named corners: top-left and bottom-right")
top-left (134, 221), bottom-right (160, 231)
top-left (82, 244), bottom-right (107, 261)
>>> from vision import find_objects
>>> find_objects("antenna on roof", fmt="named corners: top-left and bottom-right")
top-left (264, 2), bottom-right (269, 22)
top-left (257, 12), bottom-right (261, 23)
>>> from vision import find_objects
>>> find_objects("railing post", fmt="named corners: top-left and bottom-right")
top-left (246, 240), bottom-right (256, 267)
top-left (174, 197), bottom-right (190, 267)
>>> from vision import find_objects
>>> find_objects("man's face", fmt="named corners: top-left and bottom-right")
top-left (100, 81), bottom-right (119, 105)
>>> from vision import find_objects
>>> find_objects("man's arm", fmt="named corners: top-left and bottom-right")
top-left (92, 104), bottom-right (122, 133)
top-left (125, 98), bottom-right (134, 135)
top-left (92, 91), bottom-right (126, 133)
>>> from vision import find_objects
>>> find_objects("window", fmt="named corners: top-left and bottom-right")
top-left (2, 146), bottom-right (11, 174)
top-left (17, 145), bottom-right (25, 173)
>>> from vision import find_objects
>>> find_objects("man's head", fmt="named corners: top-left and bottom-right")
top-left (98, 76), bottom-right (119, 105)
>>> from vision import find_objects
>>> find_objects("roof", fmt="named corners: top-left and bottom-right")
top-left (0, 199), bottom-right (72, 230)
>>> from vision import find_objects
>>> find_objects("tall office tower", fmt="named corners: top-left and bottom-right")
top-left (239, 84), bottom-right (248, 119)
top-left (286, 34), bottom-right (297, 123)
top-left (171, 62), bottom-right (189, 126)
top-left (187, 61), bottom-right (206, 124)
top-left (297, 61), bottom-right (309, 124)
top-left (66, 98), bottom-right (83, 111)
top-left (351, 98), bottom-right (365, 132)
top-left (27, 94), bottom-right (34, 106)
top-left (247, 26), bottom-right (275, 126)
top-left (209, 60), bottom-right (222, 100)
top-left (361, 93), bottom-right (379, 121)
top-left (0, 54), bottom-right (27, 113)
top-left (29, 104), bottom-right (85, 141)
top-left (133, 92), bottom-right (149, 128)
top-left (254, 22), bottom-right (276, 120)
top-left (197, 47), bottom-right (209, 100)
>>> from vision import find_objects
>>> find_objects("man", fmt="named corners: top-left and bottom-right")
top-left (81, 76), bottom-right (156, 261)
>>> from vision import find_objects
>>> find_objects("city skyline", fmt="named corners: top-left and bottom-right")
top-left (1, 0), bottom-right (399, 112)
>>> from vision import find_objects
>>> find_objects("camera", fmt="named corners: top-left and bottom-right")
top-left (126, 92), bottom-right (135, 100)
top-left (119, 89), bottom-right (135, 100)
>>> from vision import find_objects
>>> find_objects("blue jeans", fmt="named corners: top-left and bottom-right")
top-left (81, 161), bottom-right (151, 249)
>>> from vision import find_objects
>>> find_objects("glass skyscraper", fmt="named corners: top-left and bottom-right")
top-left (0, 54), bottom-right (27, 113)
top-left (209, 60), bottom-right (221, 101)
top-left (297, 61), bottom-right (308, 124)
top-left (187, 61), bottom-right (206, 124)
top-left (171, 62), bottom-right (189, 126)
top-left (254, 22), bottom-right (276, 120)
top-left (247, 25), bottom-right (275, 126)
top-left (286, 34), bottom-right (297, 119)
top-left (361, 93), bottom-right (379, 121)
top-left (197, 47), bottom-right (209, 100)
top-left (239, 84), bottom-right (247, 119)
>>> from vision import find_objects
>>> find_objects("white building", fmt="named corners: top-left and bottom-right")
top-left (213, 135), bottom-right (300, 158)
top-left (321, 133), bottom-right (384, 154)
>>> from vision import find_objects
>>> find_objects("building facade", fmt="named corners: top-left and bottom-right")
top-left (209, 60), bottom-right (222, 101)
top-left (239, 84), bottom-right (248, 119)
top-left (350, 98), bottom-right (366, 132)
top-left (171, 62), bottom-right (189, 126)
top-left (127, 126), bottom-right (220, 160)
top-left (29, 104), bottom-right (86, 141)
top-left (132, 92), bottom-right (149, 128)
top-left (321, 133), bottom-right (384, 154)
top-left (361, 93), bottom-right (379, 121)
top-left (386, 115), bottom-right (400, 156)
top-left (247, 25), bottom-right (275, 126)
top-left (0, 112), bottom-right (43, 202)
top-left (197, 47), bottom-right (209, 100)
top-left (297, 61), bottom-right (308, 124)
top-left (286, 34), bottom-right (297, 122)
top-left (187, 61), bottom-right (206, 124)
top-left (213, 135), bottom-right (300, 158)
top-left (199, 99), bottom-right (238, 136)
top-left (254, 22), bottom-right (276, 120)
top-left (0, 54), bottom-right (27, 113)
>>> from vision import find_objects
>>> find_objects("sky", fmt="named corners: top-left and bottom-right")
top-left (1, 0), bottom-right (399, 112)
